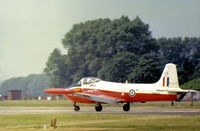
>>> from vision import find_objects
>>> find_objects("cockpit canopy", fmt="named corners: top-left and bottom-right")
top-left (77, 77), bottom-right (101, 85)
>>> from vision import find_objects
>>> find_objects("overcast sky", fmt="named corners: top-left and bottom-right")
top-left (0, 0), bottom-right (200, 80)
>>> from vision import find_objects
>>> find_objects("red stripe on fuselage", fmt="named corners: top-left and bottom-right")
top-left (64, 88), bottom-right (177, 103)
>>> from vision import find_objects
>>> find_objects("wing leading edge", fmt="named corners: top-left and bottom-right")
top-left (72, 92), bottom-right (124, 104)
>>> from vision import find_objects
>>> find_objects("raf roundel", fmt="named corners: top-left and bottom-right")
top-left (129, 89), bottom-right (136, 97)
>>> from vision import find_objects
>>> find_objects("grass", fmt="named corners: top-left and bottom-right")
top-left (0, 114), bottom-right (199, 131)
top-left (0, 100), bottom-right (200, 109)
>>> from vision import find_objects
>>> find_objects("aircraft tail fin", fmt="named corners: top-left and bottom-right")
top-left (156, 63), bottom-right (180, 88)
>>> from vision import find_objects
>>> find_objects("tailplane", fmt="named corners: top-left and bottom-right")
top-left (156, 63), bottom-right (179, 88)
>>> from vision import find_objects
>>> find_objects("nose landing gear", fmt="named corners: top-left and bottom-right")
top-left (73, 102), bottom-right (80, 112)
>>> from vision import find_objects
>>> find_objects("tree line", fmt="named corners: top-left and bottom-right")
top-left (44, 16), bottom-right (200, 88)
top-left (0, 74), bottom-right (49, 96)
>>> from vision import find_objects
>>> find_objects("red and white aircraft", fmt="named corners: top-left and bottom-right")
top-left (44, 63), bottom-right (194, 112)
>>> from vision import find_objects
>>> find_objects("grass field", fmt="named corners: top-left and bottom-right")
top-left (0, 113), bottom-right (200, 131)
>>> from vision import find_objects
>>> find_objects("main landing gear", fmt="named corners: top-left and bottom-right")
top-left (95, 103), bottom-right (102, 112)
top-left (123, 102), bottom-right (130, 112)
top-left (73, 102), bottom-right (130, 112)
top-left (73, 103), bottom-right (102, 112)
top-left (73, 103), bottom-right (80, 112)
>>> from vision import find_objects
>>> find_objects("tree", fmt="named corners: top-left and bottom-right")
top-left (158, 37), bottom-right (200, 84)
top-left (44, 48), bottom-right (70, 88)
top-left (45, 16), bottom-right (200, 88)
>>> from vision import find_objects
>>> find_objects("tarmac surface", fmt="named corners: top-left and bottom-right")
top-left (0, 107), bottom-right (200, 115)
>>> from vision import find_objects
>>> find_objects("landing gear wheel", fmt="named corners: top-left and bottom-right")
top-left (73, 102), bottom-right (80, 112)
top-left (123, 102), bottom-right (130, 112)
top-left (74, 106), bottom-right (80, 111)
top-left (95, 104), bottom-right (102, 112)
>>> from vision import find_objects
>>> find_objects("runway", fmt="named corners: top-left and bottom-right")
top-left (0, 107), bottom-right (200, 115)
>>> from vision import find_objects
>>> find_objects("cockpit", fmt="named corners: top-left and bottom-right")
top-left (66, 77), bottom-right (102, 88)
top-left (77, 77), bottom-right (101, 85)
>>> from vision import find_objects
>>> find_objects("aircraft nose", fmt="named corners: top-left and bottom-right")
top-left (44, 88), bottom-right (56, 94)
top-left (44, 88), bottom-right (75, 95)
top-left (44, 88), bottom-right (53, 94)
top-left (44, 88), bottom-right (66, 95)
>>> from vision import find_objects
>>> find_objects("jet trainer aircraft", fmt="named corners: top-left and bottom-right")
top-left (44, 63), bottom-right (196, 112)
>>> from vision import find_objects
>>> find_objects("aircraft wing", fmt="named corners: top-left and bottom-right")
top-left (72, 92), bottom-right (124, 104)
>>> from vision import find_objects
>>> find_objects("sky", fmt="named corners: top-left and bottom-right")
top-left (0, 0), bottom-right (200, 80)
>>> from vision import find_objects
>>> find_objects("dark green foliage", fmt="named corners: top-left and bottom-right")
top-left (0, 74), bottom-right (49, 96)
top-left (192, 64), bottom-right (200, 79)
top-left (98, 51), bottom-right (137, 82)
top-left (45, 16), bottom-right (200, 88)
top-left (158, 37), bottom-right (200, 85)
top-left (128, 53), bottom-right (164, 83)
top-left (181, 78), bottom-right (200, 90)
top-left (44, 48), bottom-right (70, 88)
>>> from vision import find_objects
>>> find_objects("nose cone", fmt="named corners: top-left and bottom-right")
top-left (43, 88), bottom-right (52, 94)
top-left (44, 88), bottom-right (75, 95)
top-left (44, 88), bottom-right (66, 95)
